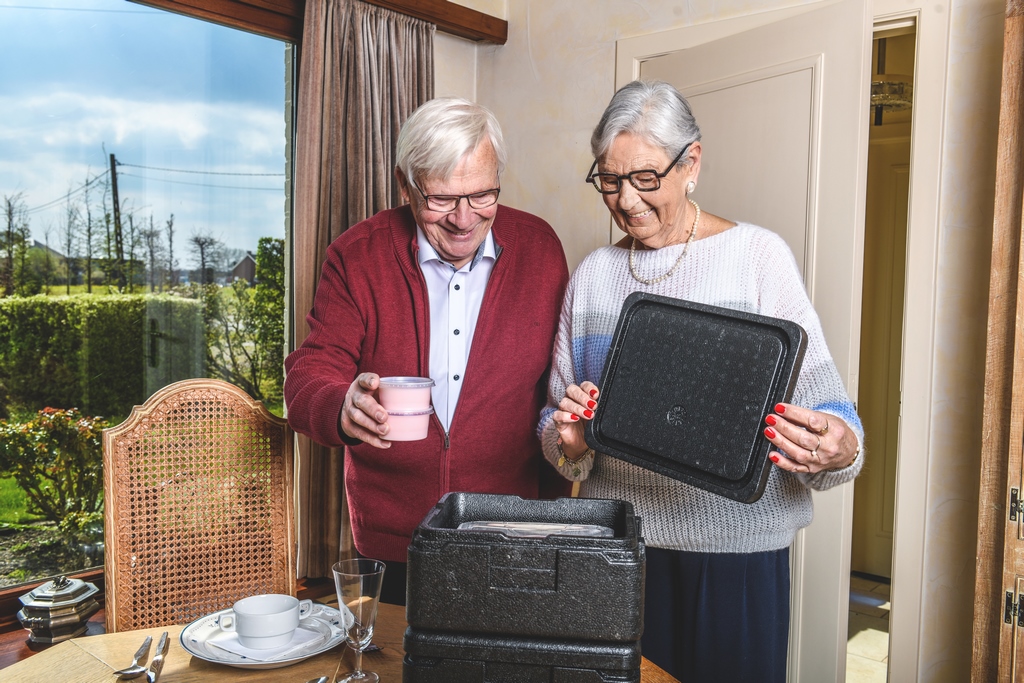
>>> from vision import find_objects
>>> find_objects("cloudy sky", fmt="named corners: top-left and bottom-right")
top-left (0, 0), bottom-right (287, 268)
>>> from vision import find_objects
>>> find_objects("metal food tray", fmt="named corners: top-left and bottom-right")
top-left (456, 521), bottom-right (614, 537)
top-left (585, 292), bottom-right (807, 503)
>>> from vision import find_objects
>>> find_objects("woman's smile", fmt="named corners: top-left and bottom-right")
top-left (600, 133), bottom-right (694, 249)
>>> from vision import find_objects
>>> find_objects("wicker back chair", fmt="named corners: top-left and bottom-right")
top-left (102, 378), bottom-right (295, 632)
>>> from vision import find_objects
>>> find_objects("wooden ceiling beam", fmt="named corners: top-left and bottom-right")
top-left (362, 0), bottom-right (507, 44)
top-left (131, 0), bottom-right (508, 44)
top-left (130, 0), bottom-right (303, 43)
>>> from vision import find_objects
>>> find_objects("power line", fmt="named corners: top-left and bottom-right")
top-left (117, 162), bottom-right (285, 177)
top-left (25, 170), bottom-right (110, 215)
top-left (21, 159), bottom-right (284, 217)
top-left (117, 172), bottom-right (282, 191)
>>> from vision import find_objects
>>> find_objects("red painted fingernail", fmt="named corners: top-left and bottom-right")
top-left (590, 389), bottom-right (598, 397)
top-left (775, 403), bottom-right (786, 414)
top-left (765, 415), bottom-right (777, 426)
top-left (587, 400), bottom-right (596, 409)
top-left (570, 414), bottom-right (579, 421)
top-left (770, 454), bottom-right (780, 463)
top-left (764, 427), bottom-right (776, 439)
top-left (584, 409), bottom-right (594, 418)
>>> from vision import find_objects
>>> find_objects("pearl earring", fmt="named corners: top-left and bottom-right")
top-left (686, 181), bottom-right (696, 194)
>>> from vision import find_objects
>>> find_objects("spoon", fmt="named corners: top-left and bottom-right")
top-left (113, 634), bottom-right (152, 679)
top-left (305, 678), bottom-right (329, 683)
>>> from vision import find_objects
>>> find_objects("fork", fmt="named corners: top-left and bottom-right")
top-left (113, 635), bottom-right (152, 679)
top-left (145, 631), bottom-right (169, 683)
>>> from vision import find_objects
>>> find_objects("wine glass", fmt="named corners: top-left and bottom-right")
top-left (332, 558), bottom-right (386, 683)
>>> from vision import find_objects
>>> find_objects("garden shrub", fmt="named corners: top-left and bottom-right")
top-left (0, 407), bottom-right (107, 523)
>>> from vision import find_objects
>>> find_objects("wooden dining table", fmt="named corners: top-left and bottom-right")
top-left (2, 601), bottom-right (677, 682)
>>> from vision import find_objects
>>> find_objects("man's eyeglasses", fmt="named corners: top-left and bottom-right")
top-left (411, 179), bottom-right (501, 213)
top-left (585, 143), bottom-right (691, 194)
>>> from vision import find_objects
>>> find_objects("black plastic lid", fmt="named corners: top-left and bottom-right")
top-left (584, 292), bottom-right (807, 503)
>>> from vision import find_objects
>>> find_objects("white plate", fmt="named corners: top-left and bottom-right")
top-left (179, 603), bottom-right (347, 670)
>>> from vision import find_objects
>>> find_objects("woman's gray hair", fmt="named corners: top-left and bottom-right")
top-left (396, 97), bottom-right (507, 184)
top-left (590, 80), bottom-right (701, 165)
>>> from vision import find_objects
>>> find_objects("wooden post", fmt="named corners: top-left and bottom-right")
top-left (973, 1), bottom-right (1024, 680)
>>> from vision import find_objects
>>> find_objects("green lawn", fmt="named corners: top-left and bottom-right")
top-left (41, 284), bottom-right (160, 296)
top-left (0, 477), bottom-right (42, 524)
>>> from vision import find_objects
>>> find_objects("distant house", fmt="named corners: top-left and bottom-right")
top-left (32, 240), bottom-right (65, 260)
top-left (231, 251), bottom-right (256, 284)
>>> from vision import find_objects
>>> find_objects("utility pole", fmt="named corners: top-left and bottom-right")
top-left (109, 153), bottom-right (126, 289)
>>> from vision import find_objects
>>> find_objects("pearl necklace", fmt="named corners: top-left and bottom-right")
top-left (628, 197), bottom-right (701, 285)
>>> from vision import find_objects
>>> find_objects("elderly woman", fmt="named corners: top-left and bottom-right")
top-left (538, 80), bottom-right (864, 681)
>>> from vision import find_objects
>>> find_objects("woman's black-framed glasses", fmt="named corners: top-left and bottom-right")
top-left (585, 143), bottom-right (691, 194)
top-left (411, 179), bottom-right (501, 213)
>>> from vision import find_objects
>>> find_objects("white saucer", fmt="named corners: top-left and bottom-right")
top-left (179, 603), bottom-right (346, 670)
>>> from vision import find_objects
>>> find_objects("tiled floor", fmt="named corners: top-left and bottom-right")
top-left (846, 575), bottom-right (891, 682)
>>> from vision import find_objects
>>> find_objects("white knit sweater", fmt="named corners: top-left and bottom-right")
top-left (538, 223), bottom-right (864, 553)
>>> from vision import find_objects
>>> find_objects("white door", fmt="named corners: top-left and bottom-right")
top-left (616, 1), bottom-right (871, 681)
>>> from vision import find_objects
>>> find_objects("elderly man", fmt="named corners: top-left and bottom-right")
top-left (284, 98), bottom-right (569, 604)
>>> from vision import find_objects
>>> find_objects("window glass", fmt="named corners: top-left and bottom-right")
top-left (0, 0), bottom-right (290, 588)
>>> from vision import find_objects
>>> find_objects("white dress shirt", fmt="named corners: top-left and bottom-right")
top-left (416, 226), bottom-right (498, 432)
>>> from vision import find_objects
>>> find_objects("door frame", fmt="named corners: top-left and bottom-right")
top-left (614, 1), bottom-right (949, 680)
top-left (870, 4), bottom-right (950, 682)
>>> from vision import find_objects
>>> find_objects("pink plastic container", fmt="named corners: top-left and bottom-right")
top-left (385, 407), bottom-right (434, 441)
top-left (378, 376), bottom-right (434, 411)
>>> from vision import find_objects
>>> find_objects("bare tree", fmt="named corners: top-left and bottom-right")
top-left (99, 169), bottom-right (113, 285)
top-left (189, 231), bottom-right (221, 285)
top-left (124, 209), bottom-right (143, 293)
top-left (2, 193), bottom-right (29, 296)
top-left (42, 224), bottom-right (56, 294)
top-left (141, 215), bottom-right (164, 292)
top-left (81, 170), bottom-right (98, 293)
top-left (165, 214), bottom-right (178, 287)
top-left (60, 186), bottom-right (79, 294)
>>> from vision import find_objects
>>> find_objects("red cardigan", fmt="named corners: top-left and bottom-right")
top-left (284, 205), bottom-right (570, 561)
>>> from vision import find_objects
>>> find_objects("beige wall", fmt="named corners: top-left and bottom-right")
top-left (435, 0), bottom-right (1005, 679)
top-left (435, 32), bottom-right (477, 101)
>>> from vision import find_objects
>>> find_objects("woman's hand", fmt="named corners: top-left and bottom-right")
top-left (763, 403), bottom-right (858, 474)
top-left (339, 373), bottom-right (391, 448)
top-left (553, 381), bottom-right (599, 460)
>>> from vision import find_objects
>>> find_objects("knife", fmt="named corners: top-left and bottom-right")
top-left (146, 631), bottom-right (169, 683)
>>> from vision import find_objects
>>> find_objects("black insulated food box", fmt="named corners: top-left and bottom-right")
top-left (406, 492), bottom-right (645, 642)
top-left (585, 292), bottom-right (807, 504)
top-left (403, 628), bottom-right (642, 683)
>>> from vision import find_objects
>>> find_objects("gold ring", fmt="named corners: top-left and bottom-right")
top-left (818, 417), bottom-right (830, 436)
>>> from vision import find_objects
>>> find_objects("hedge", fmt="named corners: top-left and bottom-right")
top-left (0, 294), bottom-right (204, 419)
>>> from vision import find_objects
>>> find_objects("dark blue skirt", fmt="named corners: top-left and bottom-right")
top-left (641, 546), bottom-right (790, 682)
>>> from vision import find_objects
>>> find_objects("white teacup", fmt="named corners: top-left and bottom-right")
top-left (218, 594), bottom-right (313, 649)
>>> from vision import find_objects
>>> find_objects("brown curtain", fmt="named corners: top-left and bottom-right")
top-left (291, 0), bottom-right (434, 578)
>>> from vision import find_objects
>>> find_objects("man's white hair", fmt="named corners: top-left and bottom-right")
top-left (396, 97), bottom-right (507, 184)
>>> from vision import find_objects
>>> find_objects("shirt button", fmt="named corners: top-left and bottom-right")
top-left (453, 374), bottom-right (460, 381)
top-left (454, 329), bottom-right (460, 335)
top-left (454, 284), bottom-right (461, 290)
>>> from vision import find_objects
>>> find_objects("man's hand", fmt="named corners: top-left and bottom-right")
top-left (340, 373), bottom-right (391, 448)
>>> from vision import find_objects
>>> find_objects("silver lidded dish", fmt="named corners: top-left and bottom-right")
top-left (17, 574), bottom-right (101, 643)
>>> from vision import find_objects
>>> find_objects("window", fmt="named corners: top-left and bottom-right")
top-left (0, 0), bottom-right (293, 590)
